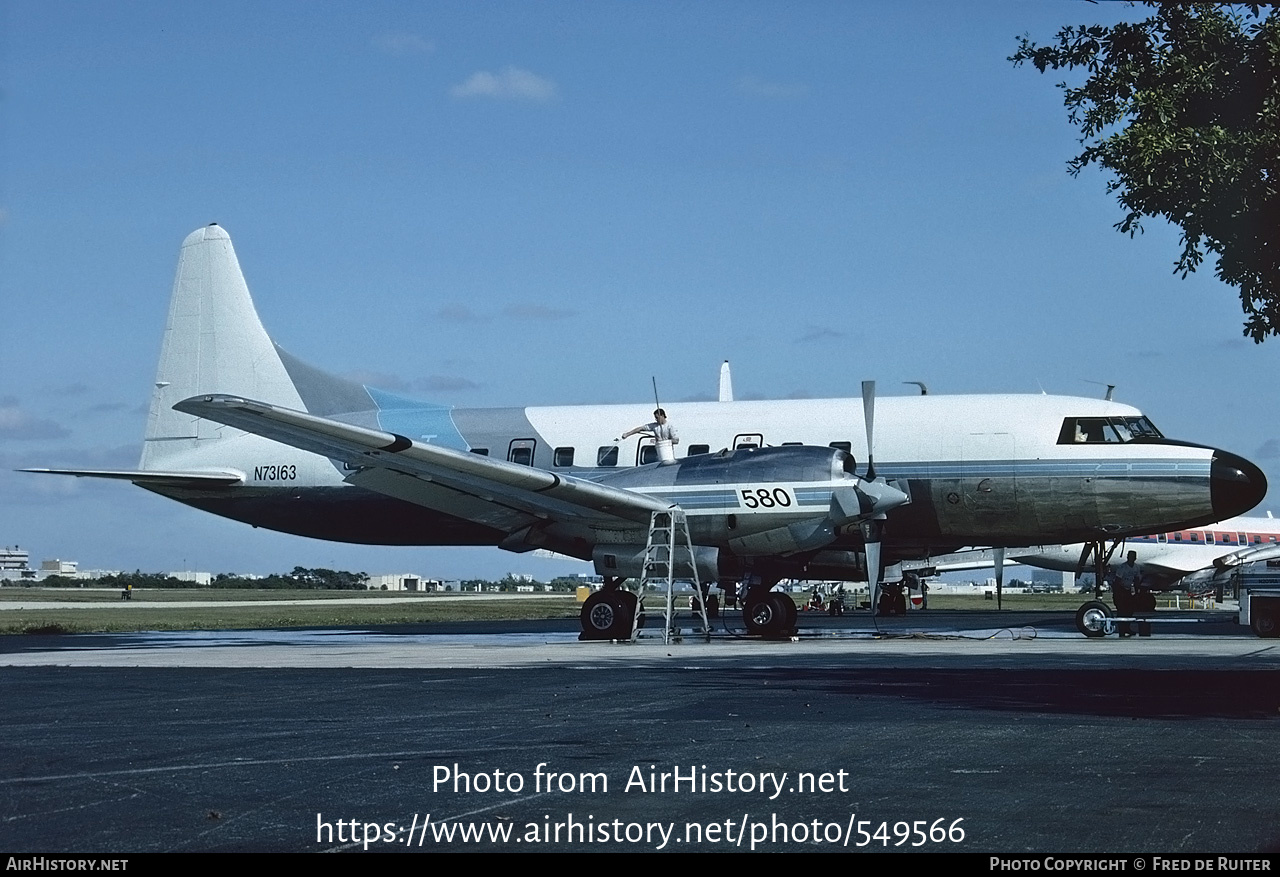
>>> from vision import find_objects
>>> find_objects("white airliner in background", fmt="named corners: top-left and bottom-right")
top-left (24, 225), bottom-right (1268, 638)
top-left (1009, 513), bottom-right (1280, 591)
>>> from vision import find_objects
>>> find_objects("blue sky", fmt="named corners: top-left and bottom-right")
top-left (3, 2), bottom-right (1278, 580)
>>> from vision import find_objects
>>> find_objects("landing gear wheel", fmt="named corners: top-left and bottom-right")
top-left (690, 593), bottom-right (719, 620)
top-left (778, 592), bottom-right (797, 633)
top-left (744, 592), bottom-right (792, 638)
top-left (877, 585), bottom-right (907, 616)
top-left (1251, 610), bottom-right (1278, 638)
top-left (619, 589), bottom-right (644, 630)
top-left (1075, 600), bottom-right (1113, 639)
top-left (579, 591), bottom-right (634, 640)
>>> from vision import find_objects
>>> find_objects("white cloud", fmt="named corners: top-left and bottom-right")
top-left (450, 66), bottom-right (558, 102)
top-left (0, 401), bottom-right (70, 440)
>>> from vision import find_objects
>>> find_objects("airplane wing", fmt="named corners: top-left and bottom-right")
top-left (1122, 546), bottom-right (1222, 577)
top-left (901, 548), bottom-right (1021, 573)
top-left (173, 395), bottom-right (671, 534)
top-left (19, 468), bottom-right (244, 487)
top-left (1214, 542), bottom-right (1280, 569)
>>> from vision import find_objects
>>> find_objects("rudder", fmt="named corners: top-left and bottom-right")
top-left (141, 224), bottom-right (305, 467)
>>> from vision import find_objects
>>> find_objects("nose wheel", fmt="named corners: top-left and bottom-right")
top-left (1075, 600), bottom-right (1114, 638)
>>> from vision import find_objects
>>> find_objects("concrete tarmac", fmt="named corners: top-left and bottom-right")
top-left (2, 610), bottom-right (1279, 853)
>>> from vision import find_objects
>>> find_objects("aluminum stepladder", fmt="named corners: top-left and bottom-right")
top-left (636, 507), bottom-right (710, 643)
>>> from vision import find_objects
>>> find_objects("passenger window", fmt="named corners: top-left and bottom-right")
top-left (554, 447), bottom-right (575, 467)
top-left (470, 448), bottom-right (489, 456)
top-left (687, 444), bottom-right (710, 456)
top-left (829, 442), bottom-right (852, 452)
top-left (782, 442), bottom-right (802, 447)
top-left (597, 446), bottom-right (618, 467)
top-left (508, 439), bottom-right (536, 466)
top-left (639, 445), bottom-right (658, 465)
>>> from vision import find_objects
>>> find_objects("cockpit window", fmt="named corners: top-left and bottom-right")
top-left (1058, 416), bottom-right (1164, 445)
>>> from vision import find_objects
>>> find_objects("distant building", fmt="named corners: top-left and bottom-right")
top-left (369, 573), bottom-right (440, 591)
top-left (168, 570), bottom-right (213, 586)
top-left (1, 547), bottom-right (30, 571)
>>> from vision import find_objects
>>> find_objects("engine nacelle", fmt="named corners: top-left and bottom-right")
top-left (592, 543), bottom-right (720, 583)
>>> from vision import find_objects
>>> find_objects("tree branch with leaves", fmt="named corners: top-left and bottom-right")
top-left (1012, 4), bottom-right (1280, 341)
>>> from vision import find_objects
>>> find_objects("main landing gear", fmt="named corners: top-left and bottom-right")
top-left (738, 574), bottom-right (797, 639)
top-left (578, 578), bottom-right (643, 641)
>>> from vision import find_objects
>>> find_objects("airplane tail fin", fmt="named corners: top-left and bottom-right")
top-left (141, 224), bottom-right (309, 469)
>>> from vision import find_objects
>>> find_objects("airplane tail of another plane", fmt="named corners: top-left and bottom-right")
top-left (140, 224), bottom-right (311, 470)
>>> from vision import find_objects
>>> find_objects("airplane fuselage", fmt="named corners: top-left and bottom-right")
top-left (1009, 514), bottom-right (1280, 589)
top-left (144, 391), bottom-right (1263, 580)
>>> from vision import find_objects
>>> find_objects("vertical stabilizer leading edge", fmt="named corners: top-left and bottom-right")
top-left (141, 224), bottom-right (305, 469)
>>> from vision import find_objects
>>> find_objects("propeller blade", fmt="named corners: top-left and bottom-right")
top-left (994, 546), bottom-right (1005, 611)
top-left (861, 518), bottom-right (883, 615)
top-left (861, 380), bottom-right (876, 482)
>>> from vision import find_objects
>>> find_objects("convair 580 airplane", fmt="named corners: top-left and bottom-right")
top-left (26, 225), bottom-right (1267, 638)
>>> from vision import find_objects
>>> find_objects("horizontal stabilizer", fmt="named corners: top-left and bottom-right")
top-left (21, 468), bottom-right (243, 487)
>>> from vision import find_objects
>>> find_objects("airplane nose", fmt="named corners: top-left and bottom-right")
top-left (1211, 450), bottom-right (1268, 518)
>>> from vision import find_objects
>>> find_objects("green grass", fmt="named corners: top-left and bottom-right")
top-left (0, 587), bottom-right (1176, 636)
top-left (0, 587), bottom-right (488, 603)
top-left (0, 589), bottom-right (582, 635)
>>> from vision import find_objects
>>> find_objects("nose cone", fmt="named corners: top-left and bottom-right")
top-left (1211, 450), bottom-right (1268, 518)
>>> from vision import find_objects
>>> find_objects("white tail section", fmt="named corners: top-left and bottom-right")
top-left (141, 224), bottom-right (304, 468)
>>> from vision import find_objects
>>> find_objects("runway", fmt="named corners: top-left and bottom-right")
top-left (3, 610), bottom-right (1279, 853)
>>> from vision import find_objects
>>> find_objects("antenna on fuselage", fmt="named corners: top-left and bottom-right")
top-left (1083, 380), bottom-right (1116, 401)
